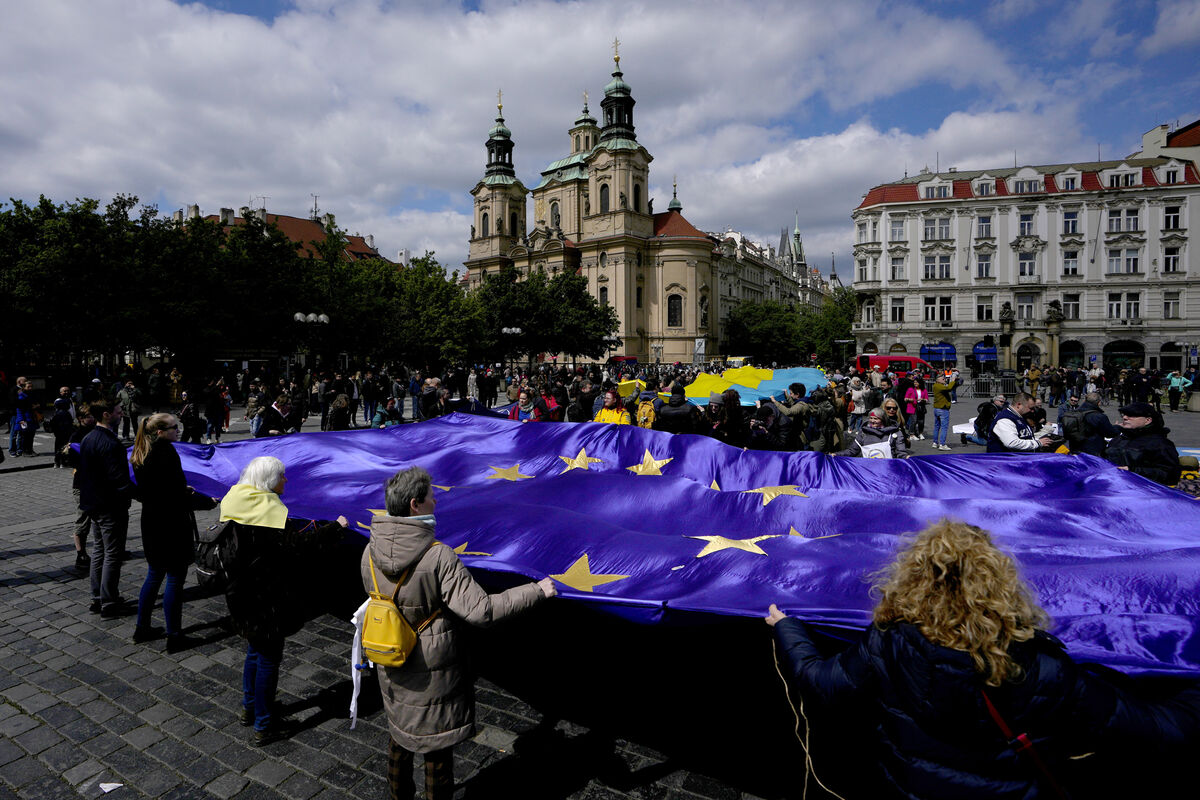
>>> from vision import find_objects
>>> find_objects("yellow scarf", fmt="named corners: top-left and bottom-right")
top-left (219, 484), bottom-right (288, 529)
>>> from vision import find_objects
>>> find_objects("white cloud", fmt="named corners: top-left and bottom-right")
top-left (1140, 0), bottom-right (1200, 56)
top-left (987, 0), bottom-right (1040, 23)
top-left (0, 0), bottom-right (1165, 275)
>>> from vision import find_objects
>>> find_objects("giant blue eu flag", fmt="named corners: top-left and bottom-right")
top-left (176, 414), bottom-right (1200, 677)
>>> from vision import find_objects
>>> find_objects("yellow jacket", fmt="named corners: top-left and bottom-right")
top-left (593, 407), bottom-right (631, 425)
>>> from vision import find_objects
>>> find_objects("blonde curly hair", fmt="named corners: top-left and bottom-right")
top-left (871, 518), bottom-right (1050, 687)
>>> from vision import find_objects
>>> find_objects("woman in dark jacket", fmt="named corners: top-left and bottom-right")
top-left (219, 456), bottom-right (348, 745)
top-left (767, 519), bottom-right (1200, 799)
top-left (131, 413), bottom-right (217, 651)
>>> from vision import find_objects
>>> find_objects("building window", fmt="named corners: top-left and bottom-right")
top-left (977, 182), bottom-right (993, 196)
top-left (890, 297), bottom-right (905, 323)
top-left (977, 295), bottom-right (993, 321)
top-left (1164, 205), bottom-right (1181, 229)
top-left (1125, 292), bottom-right (1140, 319)
top-left (977, 215), bottom-right (992, 237)
top-left (633, 184), bottom-right (642, 213)
top-left (599, 286), bottom-right (609, 306)
top-left (923, 297), bottom-right (937, 322)
top-left (1165, 169), bottom-right (1179, 184)
top-left (857, 222), bottom-right (868, 243)
top-left (863, 299), bottom-right (876, 324)
top-left (575, 135), bottom-right (580, 151)
top-left (938, 217), bottom-right (951, 239)
top-left (890, 255), bottom-right (906, 280)
top-left (871, 220), bottom-right (879, 241)
top-left (1164, 290), bottom-right (1180, 319)
top-left (1124, 248), bottom-right (1139, 273)
top-left (1107, 211), bottom-right (1122, 233)
top-left (1124, 209), bottom-right (1139, 231)
top-left (1063, 211), bottom-right (1078, 234)
top-left (1108, 173), bottom-right (1138, 187)
top-left (510, 211), bottom-right (518, 237)
top-left (1013, 179), bottom-right (1040, 193)
top-left (599, 252), bottom-right (607, 269)
top-left (924, 255), bottom-right (951, 279)
top-left (1062, 293), bottom-right (1080, 320)
top-left (667, 293), bottom-right (683, 326)
top-left (1016, 293), bottom-right (1035, 320)
top-left (977, 252), bottom-right (992, 278)
top-left (480, 212), bottom-right (489, 237)
top-left (599, 184), bottom-right (610, 213)
top-left (890, 219), bottom-right (905, 241)
top-left (1107, 292), bottom-right (1123, 319)
top-left (1062, 250), bottom-right (1079, 275)
top-left (1164, 246), bottom-right (1180, 273)
top-left (925, 185), bottom-right (949, 199)
top-left (938, 296), bottom-right (953, 322)
top-left (636, 286), bottom-right (643, 308)
top-left (1019, 213), bottom-right (1034, 236)
top-left (1018, 252), bottom-right (1036, 276)
top-left (1061, 176), bottom-right (1077, 190)
top-left (857, 259), bottom-right (868, 282)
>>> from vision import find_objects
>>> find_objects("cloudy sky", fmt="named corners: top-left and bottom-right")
top-left (2, 0), bottom-right (1198, 275)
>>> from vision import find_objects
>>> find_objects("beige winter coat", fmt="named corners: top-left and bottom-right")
top-left (362, 514), bottom-right (544, 753)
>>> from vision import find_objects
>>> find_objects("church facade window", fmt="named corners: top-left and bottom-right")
top-left (510, 211), bottom-right (518, 237)
top-left (633, 184), bottom-right (641, 212)
top-left (481, 212), bottom-right (489, 237)
top-left (600, 184), bottom-right (610, 213)
top-left (667, 293), bottom-right (683, 327)
top-left (599, 286), bottom-right (608, 305)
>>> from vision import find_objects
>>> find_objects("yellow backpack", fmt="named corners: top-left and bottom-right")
top-left (362, 546), bottom-right (440, 668)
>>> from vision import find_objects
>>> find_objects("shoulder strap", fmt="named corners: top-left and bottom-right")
top-left (980, 689), bottom-right (1071, 800)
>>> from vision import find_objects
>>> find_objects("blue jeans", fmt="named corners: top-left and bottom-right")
top-left (933, 408), bottom-right (951, 446)
top-left (363, 400), bottom-right (377, 424)
top-left (243, 638), bottom-right (284, 731)
top-left (9, 423), bottom-right (22, 455)
top-left (964, 433), bottom-right (988, 446)
top-left (249, 414), bottom-right (263, 438)
top-left (137, 564), bottom-right (186, 635)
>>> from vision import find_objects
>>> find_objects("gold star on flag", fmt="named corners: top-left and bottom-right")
top-left (687, 534), bottom-right (781, 558)
top-left (433, 484), bottom-right (453, 491)
top-left (788, 526), bottom-right (842, 541)
top-left (452, 542), bottom-right (492, 556)
top-left (742, 485), bottom-right (808, 506)
top-left (487, 464), bottom-right (533, 481)
top-left (626, 449), bottom-right (673, 476)
top-left (710, 479), bottom-right (721, 490)
top-left (559, 447), bottom-right (603, 473)
top-left (550, 554), bottom-right (630, 593)
top-left (356, 508), bottom-right (390, 531)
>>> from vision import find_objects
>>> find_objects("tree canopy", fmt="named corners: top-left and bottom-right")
top-left (724, 286), bottom-right (855, 365)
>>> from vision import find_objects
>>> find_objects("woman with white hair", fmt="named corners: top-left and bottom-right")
top-left (219, 456), bottom-right (349, 746)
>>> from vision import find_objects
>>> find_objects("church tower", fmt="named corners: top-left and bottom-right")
top-left (466, 92), bottom-right (528, 281)
top-left (582, 40), bottom-right (653, 241)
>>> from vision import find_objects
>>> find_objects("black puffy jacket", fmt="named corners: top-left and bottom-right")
top-left (774, 619), bottom-right (1199, 799)
top-left (1104, 422), bottom-right (1182, 486)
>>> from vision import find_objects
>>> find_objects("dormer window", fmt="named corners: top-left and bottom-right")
top-left (1108, 172), bottom-right (1139, 188)
top-left (976, 182), bottom-right (993, 196)
top-left (1061, 176), bottom-right (1077, 191)
top-left (1165, 169), bottom-right (1179, 184)
top-left (1013, 179), bottom-right (1041, 193)
top-left (924, 185), bottom-right (950, 199)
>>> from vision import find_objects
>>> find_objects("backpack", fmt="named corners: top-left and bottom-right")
top-left (1060, 407), bottom-right (1091, 452)
top-left (362, 546), bottom-right (440, 668)
top-left (194, 519), bottom-right (242, 592)
top-left (636, 398), bottom-right (657, 429)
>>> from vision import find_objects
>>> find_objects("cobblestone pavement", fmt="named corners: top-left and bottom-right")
top-left (0, 410), bottom-right (790, 800)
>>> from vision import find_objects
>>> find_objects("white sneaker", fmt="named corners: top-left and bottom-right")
top-left (942, 444), bottom-right (952, 450)
top-left (917, 434), bottom-right (924, 440)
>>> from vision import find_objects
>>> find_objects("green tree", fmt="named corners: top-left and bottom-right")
top-left (545, 270), bottom-right (619, 360)
top-left (725, 300), bottom-right (804, 363)
top-left (796, 286), bottom-right (857, 363)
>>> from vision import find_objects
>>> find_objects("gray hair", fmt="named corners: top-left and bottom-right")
top-left (1084, 391), bottom-right (1102, 405)
top-left (385, 466), bottom-right (432, 517)
top-left (238, 456), bottom-right (286, 492)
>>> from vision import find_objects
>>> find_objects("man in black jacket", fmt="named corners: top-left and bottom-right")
top-left (654, 384), bottom-right (702, 434)
top-left (79, 400), bottom-right (134, 616)
top-left (1105, 402), bottom-right (1181, 486)
top-left (1060, 392), bottom-right (1120, 457)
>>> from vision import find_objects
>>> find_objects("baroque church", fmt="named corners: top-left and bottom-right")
top-left (463, 49), bottom-right (722, 363)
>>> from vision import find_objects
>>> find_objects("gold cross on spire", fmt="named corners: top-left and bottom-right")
top-left (497, 88), bottom-right (503, 114)
top-left (613, 36), bottom-right (621, 65)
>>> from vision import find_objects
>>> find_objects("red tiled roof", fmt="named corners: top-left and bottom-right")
top-left (1081, 172), bottom-right (1103, 191)
top-left (652, 210), bottom-right (708, 239)
top-left (202, 212), bottom-right (386, 262)
top-left (994, 178), bottom-right (1009, 196)
top-left (952, 180), bottom-right (973, 198)
top-left (1141, 167), bottom-right (1160, 187)
top-left (856, 184), bottom-right (919, 209)
top-left (1043, 175), bottom-right (1058, 193)
top-left (1167, 119), bottom-right (1200, 148)
top-left (1187, 163), bottom-right (1200, 183)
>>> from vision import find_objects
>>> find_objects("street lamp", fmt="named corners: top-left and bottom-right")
top-left (293, 312), bottom-right (330, 376)
top-left (501, 327), bottom-right (523, 375)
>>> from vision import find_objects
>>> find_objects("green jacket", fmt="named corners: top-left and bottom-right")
top-left (930, 379), bottom-right (957, 410)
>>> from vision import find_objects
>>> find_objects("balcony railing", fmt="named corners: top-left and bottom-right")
top-left (1016, 273), bottom-right (1042, 284)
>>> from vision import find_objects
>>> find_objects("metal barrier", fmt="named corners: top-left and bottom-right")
top-left (963, 376), bottom-right (1019, 398)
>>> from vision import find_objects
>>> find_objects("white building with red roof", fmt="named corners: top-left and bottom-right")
top-left (850, 121), bottom-right (1200, 374)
